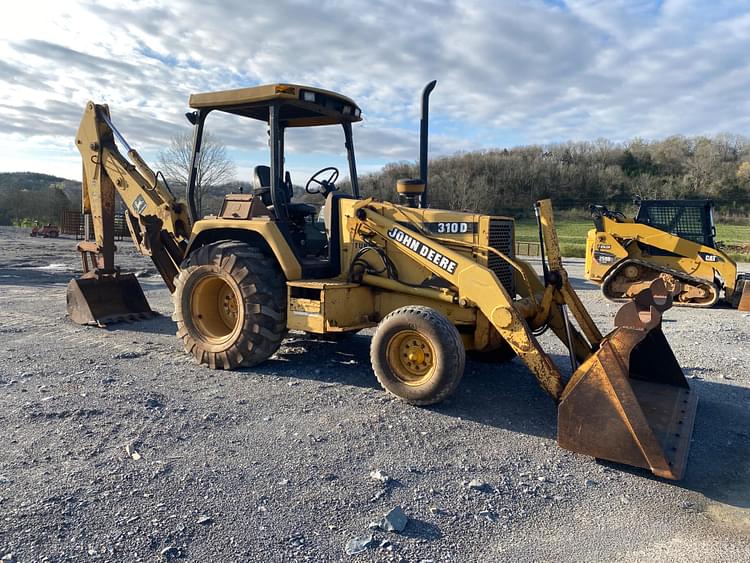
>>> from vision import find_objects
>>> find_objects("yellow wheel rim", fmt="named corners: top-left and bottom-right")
top-left (386, 330), bottom-right (435, 385)
top-left (190, 274), bottom-right (241, 344)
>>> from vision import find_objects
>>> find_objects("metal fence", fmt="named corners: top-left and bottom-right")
top-left (60, 210), bottom-right (129, 240)
top-left (515, 241), bottom-right (541, 256)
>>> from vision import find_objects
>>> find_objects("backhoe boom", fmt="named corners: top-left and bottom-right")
top-left (76, 102), bottom-right (191, 291)
top-left (67, 102), bottom-right (192, 326)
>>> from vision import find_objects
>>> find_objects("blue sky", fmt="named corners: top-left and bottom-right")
top-left (0, 0), bottom-right (748, 183)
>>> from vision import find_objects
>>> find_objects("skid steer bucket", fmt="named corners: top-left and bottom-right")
top-left (66, 274), bottom-right (155, 327)
top-left (557, 280), bottom-right (697, 480)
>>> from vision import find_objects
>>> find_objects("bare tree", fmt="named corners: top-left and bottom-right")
top-left (157, 131), bottom-right (236, 216)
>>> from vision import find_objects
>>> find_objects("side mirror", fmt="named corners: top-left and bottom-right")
top-left (185, 111), bottom-right (198, 125)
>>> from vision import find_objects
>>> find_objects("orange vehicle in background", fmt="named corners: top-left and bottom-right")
top-left (30, 222), bottom-right (60, 238)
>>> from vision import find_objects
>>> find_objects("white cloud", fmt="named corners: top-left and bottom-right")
top-left (0, 0), bottom-right (748, 180)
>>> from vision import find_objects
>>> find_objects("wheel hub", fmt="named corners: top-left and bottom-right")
top-left (190, 273), bottom-right (242, 344)
top-left (219, 284), bottom-right (238, 326)
top-left (386, 330), bottom-right (435, 385)
top-left (406, 346), bottom-right (425, 364)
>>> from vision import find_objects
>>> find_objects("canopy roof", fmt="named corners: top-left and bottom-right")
top-left (188, 83), bottom-right (362, 127)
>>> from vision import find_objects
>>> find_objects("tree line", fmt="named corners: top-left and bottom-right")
top-left (0, 173), bottom-right (77, 226)
top-left (3, 134), bottom-right (750, 226)
top-left (354, 134), bottom-right (750, 220)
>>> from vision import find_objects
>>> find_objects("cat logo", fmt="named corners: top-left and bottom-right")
top-left (698, 252), bottom-right (723, 263)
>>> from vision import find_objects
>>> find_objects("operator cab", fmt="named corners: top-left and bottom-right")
top-left (186, 84), bottom-right (363, 277)
top-left (590, 199), bottom-right (717, 249)
top-left (635, 199), bottom-right (716, 249)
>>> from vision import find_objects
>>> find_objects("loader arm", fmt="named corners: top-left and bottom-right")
top-left (536, 199), bottom-right (603, 347)
top-left (351, 199), bottom-right (599, 400)
top-left (76, 102), bottom-right (191, 291)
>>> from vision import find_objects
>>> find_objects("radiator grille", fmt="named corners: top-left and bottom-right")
top-left (487, 219), bottom-right (515, 297)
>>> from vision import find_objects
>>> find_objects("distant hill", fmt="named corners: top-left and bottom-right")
top-left (0, 172), bottom-right (81, 225)
top-left (0, 172), bottom-right (82, 201)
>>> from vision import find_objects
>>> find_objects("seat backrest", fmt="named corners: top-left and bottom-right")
top-left (252, 165), bottom-right (273, 206)
top-left (253, 165), bottom-right (270, 190)
top-left (253, 165), bottom-right (297, 209)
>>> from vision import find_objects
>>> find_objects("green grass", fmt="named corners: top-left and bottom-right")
top-left (515, 219), bottom-right (750, 262)
top-left (515, 220), bottom-right (590, 259)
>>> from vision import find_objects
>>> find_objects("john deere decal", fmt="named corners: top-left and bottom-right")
top-left (387, 227), bottom-right (458, 274)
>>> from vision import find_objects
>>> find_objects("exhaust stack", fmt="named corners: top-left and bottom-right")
top-left (396, 81), bottom-right (437, 209)
top-left (419, 80), bottom-right (436, 208)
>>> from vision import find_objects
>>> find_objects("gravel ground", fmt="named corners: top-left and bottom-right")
top-left (0, 225), bottom-right (748, 562)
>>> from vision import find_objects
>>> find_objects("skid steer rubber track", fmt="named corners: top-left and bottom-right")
top-left (601, 258), bottom-right (720, 308)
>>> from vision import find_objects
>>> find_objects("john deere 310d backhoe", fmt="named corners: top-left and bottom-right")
top-left (68, 81), bottom-right (698, 479)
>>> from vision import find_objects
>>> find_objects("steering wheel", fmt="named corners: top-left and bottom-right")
top-left (305, 167), bottom-right (339, 196)
top-left (589, 204), bottom-right (626, 221)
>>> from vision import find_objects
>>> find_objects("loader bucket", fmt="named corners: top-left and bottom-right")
top-left (66, 274), bottom-right (155, 327)
top-left (557, 281), bottom-right (697, 480)
top-left (738, 279), bottom-right (750, 312)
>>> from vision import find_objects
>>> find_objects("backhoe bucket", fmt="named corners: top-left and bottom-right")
top-left (66, 274), bottom-right (155, 327)
top-left (557, 281), bottom-right (697, 480)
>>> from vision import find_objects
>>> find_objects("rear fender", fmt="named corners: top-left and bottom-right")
top-left (186, 219), bottom-right (302, 280)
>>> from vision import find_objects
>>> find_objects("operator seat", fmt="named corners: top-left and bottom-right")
top-left (252, 165), bottom-right (316, 220)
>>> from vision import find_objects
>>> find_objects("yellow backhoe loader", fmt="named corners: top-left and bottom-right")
top-left (68, 81), bottom-right (699, 479)
top-left (585, 200), bottom-right (750, 310)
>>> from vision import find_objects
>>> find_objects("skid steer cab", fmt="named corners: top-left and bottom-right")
top-left (69, 81), bottom-right (699, 479)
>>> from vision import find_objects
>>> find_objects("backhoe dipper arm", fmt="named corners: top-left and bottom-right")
top-left (76, 102), bottom-right (192, 291)
top-left (351, 200), bottom-right (598, 400)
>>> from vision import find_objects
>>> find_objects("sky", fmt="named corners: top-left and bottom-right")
top-left (0, 0), bottom-right (749, 184)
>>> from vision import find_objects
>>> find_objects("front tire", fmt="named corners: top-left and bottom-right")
top-left (172, 241), bottom-right (286, 369)
top-left (371, 306), bottom-right (465, 405)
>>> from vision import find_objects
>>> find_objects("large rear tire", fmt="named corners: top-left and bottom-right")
top-left (371, 306), bottom-right (465, 405)
top-left (172, 241), bottom-right (286, 370)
